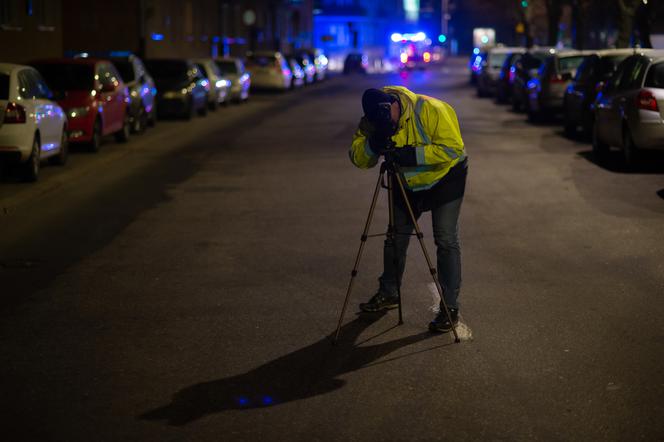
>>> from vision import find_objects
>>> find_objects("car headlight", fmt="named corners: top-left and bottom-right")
top-left (67, 106), bottom-right (90, 118)
top-left (215, 79), bottom-right (230, 88)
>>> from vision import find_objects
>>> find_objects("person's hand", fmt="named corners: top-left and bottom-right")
top-left (358, 117), bottom-right (376, 138)
top-left (387, 145), bottom-right (417, 166)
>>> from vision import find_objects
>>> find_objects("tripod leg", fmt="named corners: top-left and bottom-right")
top-left (333, 169), bottom-right (384, 344)
top-left (392, 171), bottom-right (461, 343)
top-left (387, 173), bottom-right (404, 325)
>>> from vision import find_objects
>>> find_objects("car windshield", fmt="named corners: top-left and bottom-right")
top-left (112, 60), bottom-right (135, 82)
top-left (558, 56), bottom-right (586, 73)
top-left (216, 60), bottom-right (237, 74)
top-left (30, 63), bottom-right (94, 91)
top-left (490, 53), bottom-right (508, 69)
top-left (144, 60), bottom-right (187, 81)
top-left (645, 62), bottom-right (664, 88)
top-left (0, 74), bottom-right (9, 99)
top-left (247, 55), bottom-right (276, 67)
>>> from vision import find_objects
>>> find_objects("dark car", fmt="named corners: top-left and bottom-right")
top-left (526, 50), bottom-right (588, 121)
top-left (30, 58), bottom-right (130, 151)
top-left (563, 49), bottom-right (634, 136)
top-left (110, 53), bottom-right (157, 133)
top-left (510, 48), bottom-right (552, 112)
top-left (495, 49), bottom-right (526, 103)
top-left (343, 53), bottom-right (367, 75)
top-left (477, 47), bottom-right (522, 98)
top-left (144, 59), bottom-right (208, 120)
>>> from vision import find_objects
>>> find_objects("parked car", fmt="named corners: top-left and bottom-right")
top-left (144, 59), bottom-right (208, 119)
top-left (510, 48), bottom-right (553, 111)
top-left (31, 58), bottom-right (130, 151)
top-left (563, 49), bottom-right (633, 136)
top-left (526, 50), bottom-right (588, 121)
top-left (477, 46), bottom-right (521, 98)
top-left (343, 53), bottom-right (368, 75)
top-left (494, 49), bottom-right (526, 103)
top-left (245, 51), bottom-right (292, 91)
top-left (109, 53), bottom-right (157, 133)
top-left (0, 64), bottom-right (68, 180)
top-left (303, 49), bottom-right (328, 81)
top-left (469, 50), bottom-right (487, 84)
top-left (214, 57), bottom-right (250, 102)
top-left (288, 57), bottom-right (305, 89)
top-left (290, 54), bottom-right (316, 85)
top-left (195, 59), bottom-right (230, 110)
top-left (593, 49), bottom-right (664, 166)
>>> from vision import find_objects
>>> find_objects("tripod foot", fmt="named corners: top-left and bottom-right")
top-left (454, 337), bottom-right (461, 344)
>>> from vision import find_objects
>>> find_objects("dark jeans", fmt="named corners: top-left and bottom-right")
top-left (378, 194), bottom-right (464, 310)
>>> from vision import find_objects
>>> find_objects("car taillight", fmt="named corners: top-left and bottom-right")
top-left (423, 52), bottom-right (431, 63)
top-left (636, 90), bottom-right (659, 112)
top-left (4, 102), bottom-right (26, 124)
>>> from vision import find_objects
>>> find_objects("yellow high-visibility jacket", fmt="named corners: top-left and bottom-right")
top-left (349, 86), bottom-right (466, 191)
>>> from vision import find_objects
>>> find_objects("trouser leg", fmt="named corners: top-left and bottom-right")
top-left (431, 196), bottom-right (464, 310)
top-left (378, 199), bottom-right (419, 297)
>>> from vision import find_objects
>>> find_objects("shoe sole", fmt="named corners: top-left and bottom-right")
top-left (428, 321), bottom-right (458, 333)
top-left (359, 303), bottom-right (399, 313)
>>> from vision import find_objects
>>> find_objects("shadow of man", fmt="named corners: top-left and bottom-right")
top-left (139, 313), bottom-right (443, 426)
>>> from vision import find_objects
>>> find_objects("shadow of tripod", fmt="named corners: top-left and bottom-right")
top-left (139, 313), bottom-right (443, 426)
top-left (334, 157), bottom-right (461, 344)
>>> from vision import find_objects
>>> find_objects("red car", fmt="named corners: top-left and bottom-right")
top-left (30, 58), bottom-right (130, 151)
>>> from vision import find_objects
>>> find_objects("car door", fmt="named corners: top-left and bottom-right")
top-left (18, 69), bottom-right (58, 155)
top-left (97, 63), bottom-right (121, 133)
top-left (596, 57), bottom-right (633, 144)
top-left (30, 69), bottom-right (64, 152)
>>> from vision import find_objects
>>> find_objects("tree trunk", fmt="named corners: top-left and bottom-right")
top-left (616, 0), bottom-right (639, 48)
top-left (635, 2), bottom-right (653, 48)
top-left (545, 0), bottom-right (563, 47)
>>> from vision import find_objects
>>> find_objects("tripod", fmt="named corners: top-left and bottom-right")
top-left (333, 156), bottom-right (461, 344)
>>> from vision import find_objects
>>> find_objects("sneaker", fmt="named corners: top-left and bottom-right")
top-left (428, 308), bottom-right (459, 333)
top-left (359, 293), bottom-right (400, 312)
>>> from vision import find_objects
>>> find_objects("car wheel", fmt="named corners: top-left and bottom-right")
top-left (89, 118), bottom-right (102, 152)
top-left (592, 120), bottom-right (609, 161)
top-left (511, 95), bottom-right (521, 112)
top-left (183, 99), bottom-right (194, 120)
top-left (131, 107), bottom-right (146, 134)
top-left (622, 127), bottom-right (639, 169)
top-left (49, 127), bottom-right (68, 166)
top-left (115, 113), bottom-right (130, 143)
top-left (23, 135), bottom-right (41, 182)
top-left (208, 97), bottom-right (218, 112)
top-left (197, 100), bottom-right (208, 117)
top-left (148, 107), bottom-right (157, 127)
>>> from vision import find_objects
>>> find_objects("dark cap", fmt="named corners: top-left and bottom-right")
top-left (362, 88), bottom-right (396, 122)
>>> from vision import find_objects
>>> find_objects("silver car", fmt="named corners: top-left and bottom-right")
top-left (477, 46), bottom-right (522, 97)
top-left (245, 51), bottom-right (292, 91)
top-left (195, 59), bottom-right (230, 110)
top-left (214, 57), bottom-right (250, 102)
top-left (593, 49), bottom-right (664, 166)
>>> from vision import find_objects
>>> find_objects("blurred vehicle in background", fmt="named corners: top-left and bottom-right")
top-left (0, 64), bottom-right (68, 180)
top-left (288, 57), bottom-right (305, 89)
top-left (390, 32), bottom-right (433, 70)
top-left (195, 59), bottom-right (230, 110)
top-left (109, 53), bottom-right (157, 133)
top-left (593, 50), bottom-right (664, 166)
top-left (563, 49), bottom-right (633, 136)
top-left (290, 54), bottom-right (316, 85)
top-left (510, 48), bottom-right (553, 112)
top-left (494, 48), bottom-right (526, 103)
top-left (309, 49), bottom-right (328, 81)
top-left (477, 46), bottom-right (521, 97)
top-left (31, 58), bottom-right (130, 152)
top-left (144, 59), bottom-right (208, 120)
top-left (343, 53), bottom-right (368, 75)
top-left (526, 50), bottom-right (588, 121)
top-left (214, 57), bottom-right (250, 102)
top-left (469, 50), bottom-right (487, 84)
top-left (245, 51), bottom-right (292, 91)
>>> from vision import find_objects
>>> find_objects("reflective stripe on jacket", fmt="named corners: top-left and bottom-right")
top-left (349, 86), bottom-right (466, 191)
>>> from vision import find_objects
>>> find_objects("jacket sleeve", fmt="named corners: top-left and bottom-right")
top-left (412, 100), bottom-right (465, 166)
top-left (349, 124), bottom-right (379, 169)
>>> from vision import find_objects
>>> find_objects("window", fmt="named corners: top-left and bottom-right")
top-left (0, 0), bottom-right (22, 30)
top-left (30, 70), bottom-right (52, 99)
top-left (31, 63), bottom-right (94, 91)
top-left (575, 57), bottom-right (596, 84)
top-left (558, 56), bottom-right (585, 74)
top-left (610, 57), bottom-right (635, 91)
top-left (216, 60), bottom-right (238, 74)
top-left (623, 58), bottom-right (648, 90)
top-left (113, 60), bottom-right (136, 83)
top-left (598, 55), bottom-right (629, 81)
top-left (33, 0), bottom-right (57, 30)
top-left (645, 62), bottom-right (664, 88)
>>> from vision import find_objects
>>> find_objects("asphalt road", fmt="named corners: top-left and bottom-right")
top-left (1, 59), bottom-right (663, 441)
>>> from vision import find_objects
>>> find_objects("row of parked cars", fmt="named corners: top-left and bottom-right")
top-left (471, 45), bottom-right (664, 167)
top-left (0, 49), bottom-right (328, 182)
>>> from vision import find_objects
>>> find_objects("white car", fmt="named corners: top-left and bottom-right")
top-left (194, 59), bottom-right (231, 110)
top-left (245, 51), bottom-right (292, 91)
top-left (214, 57), bottom-right (251, 102)
top-left (0, 63), bottom-right (68, 181)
